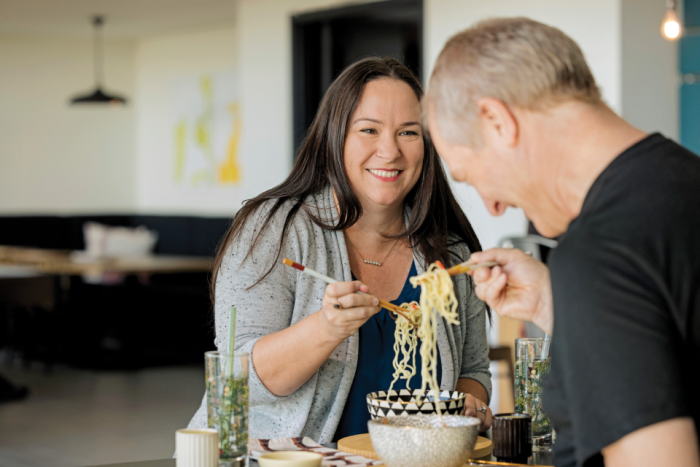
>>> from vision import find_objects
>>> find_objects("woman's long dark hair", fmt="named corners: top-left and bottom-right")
top-left (211, 57), bottom-right (482, 301)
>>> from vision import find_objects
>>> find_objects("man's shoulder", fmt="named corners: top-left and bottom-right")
top-left (584, 135), bottom-right (700, 224)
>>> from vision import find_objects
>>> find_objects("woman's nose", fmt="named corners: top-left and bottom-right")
top-left (375, 134), bottom-right (401, 161)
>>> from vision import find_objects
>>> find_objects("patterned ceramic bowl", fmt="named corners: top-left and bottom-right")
top-left (368, 414), bottom-right (481, 467)
top-left (366, 389), bottom-right (466, 418)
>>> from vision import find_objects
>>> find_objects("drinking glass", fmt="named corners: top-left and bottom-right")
top-left (514, 337), bottom-right (553, 452)
top-left (205, 351), bottom-right (249, 467)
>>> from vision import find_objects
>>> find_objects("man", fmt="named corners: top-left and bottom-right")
top-left (425, 17), bottom-right (700, 467)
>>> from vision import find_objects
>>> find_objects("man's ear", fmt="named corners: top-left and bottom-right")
top-left (476, 97), bottom-right (518, 148)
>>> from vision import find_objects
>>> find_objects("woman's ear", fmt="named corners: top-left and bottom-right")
top-left (476, 97), bottom-right (519, 148)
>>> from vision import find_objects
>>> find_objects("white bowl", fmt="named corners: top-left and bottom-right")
top-left (368, 414), bottom-right (481, 467)
top-left (257, 451), bottom-right (323, 467)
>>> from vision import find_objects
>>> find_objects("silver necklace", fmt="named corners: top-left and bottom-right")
top-left (346, 236), bottom-right (400, 267)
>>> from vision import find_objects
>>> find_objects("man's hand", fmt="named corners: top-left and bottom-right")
top-left (468, 248), bottom-right (554, 335)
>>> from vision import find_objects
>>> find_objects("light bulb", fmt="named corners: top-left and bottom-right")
top-left (661, 8), bottom-right (682, 40)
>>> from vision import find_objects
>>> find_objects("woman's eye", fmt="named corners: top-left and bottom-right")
top-left (400, 130), bottom-right (419, 136)
top-left (361, 128), bottom-right (378, 134)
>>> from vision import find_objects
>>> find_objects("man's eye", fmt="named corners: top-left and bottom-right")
top-left (361, 128), bottom-right (378, 134)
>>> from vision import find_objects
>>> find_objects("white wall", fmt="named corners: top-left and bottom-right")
top-left (134, 26), bottom-right (241, 215)
top-left (621, 0), bottom-right (679, 139)
top-left (235, 0), bottom-right (373, 212)
top-left (0, 34), bottom-right (136, 214)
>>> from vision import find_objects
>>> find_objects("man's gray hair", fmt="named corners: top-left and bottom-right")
top-left (426, 17), bottom-right (601, 146)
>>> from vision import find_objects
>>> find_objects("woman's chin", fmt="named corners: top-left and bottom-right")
top-left (363, 193), bottom-right (406, 209)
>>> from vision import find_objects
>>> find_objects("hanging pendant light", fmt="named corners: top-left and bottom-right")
top-left (661, 0), bottom-right (682, 41)
top-left (70, 16), bottom-right (127, 105)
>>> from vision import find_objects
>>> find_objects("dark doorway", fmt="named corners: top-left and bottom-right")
top-left (292, 0), bottom-right (423, 157)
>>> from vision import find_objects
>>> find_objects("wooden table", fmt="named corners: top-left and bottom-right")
top-left (0, 245), bottom-right (213, 370)
top-left (0, 245), bottom-right (213, 276)
top-left (79, 455), bottom-right (554, 467)
top-left (78, 447), bottom-right (554, 467)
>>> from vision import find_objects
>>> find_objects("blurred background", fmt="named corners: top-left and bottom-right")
top-left (0, 0), bottom-right (697, 466)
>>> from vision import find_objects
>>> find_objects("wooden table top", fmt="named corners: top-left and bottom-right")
top-left (0, 245), bottom-right (212, 275)
top-left (79, 454), bottom-right (554, 467)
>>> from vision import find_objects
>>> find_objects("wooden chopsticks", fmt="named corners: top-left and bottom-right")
top-left (282, 258), bottom-right (416, 326)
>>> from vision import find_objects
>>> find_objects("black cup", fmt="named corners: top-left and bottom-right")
top-left (493, 413), bottom-right (532, 463)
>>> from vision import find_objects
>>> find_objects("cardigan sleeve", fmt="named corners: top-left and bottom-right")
top-left (213, 200), bottom-right (303, 407)
top-left (451, 243), bottom-right (493, 403)
top-left (457, 279), bottom-right (492, 402)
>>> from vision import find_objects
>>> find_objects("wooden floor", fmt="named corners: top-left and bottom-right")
top-left (0, 361), bottom-right (205, 467)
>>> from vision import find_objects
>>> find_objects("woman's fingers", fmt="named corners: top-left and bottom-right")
top-left (325, 280), bottom-right (364, 299)
top-left (463, 395), bottom-right (492, 432)
top-left (336, 291), bottom-right (379, 309)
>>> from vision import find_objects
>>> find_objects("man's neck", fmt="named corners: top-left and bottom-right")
top-left (524, 102), bottom-right (647, 234)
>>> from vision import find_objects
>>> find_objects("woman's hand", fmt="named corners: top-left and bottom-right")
top-left (463, 394), bottom-right (493, 432)
top-left (468, 248), bottom-right (554, 335)
top-left (316, 281), bottom-right (381, 344)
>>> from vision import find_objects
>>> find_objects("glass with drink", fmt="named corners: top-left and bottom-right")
top-left (514, 337), bottom-right (553, 452)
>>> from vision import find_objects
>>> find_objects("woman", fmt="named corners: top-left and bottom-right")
top-left (188, 57), bottom-right (492, 443)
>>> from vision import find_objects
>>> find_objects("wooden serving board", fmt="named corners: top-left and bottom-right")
top-left (338, 433), bottom-right (492, 460)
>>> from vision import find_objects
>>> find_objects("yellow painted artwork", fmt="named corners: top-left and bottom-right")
top-left (218, 103), bottom-right (242, 183)
top-left (173, 74), bottom-right (242, 186)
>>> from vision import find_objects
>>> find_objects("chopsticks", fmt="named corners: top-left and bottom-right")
top-left (446, 260), bottom-right (499, 276)
top-left (282, 258), bottom-right (416, 327)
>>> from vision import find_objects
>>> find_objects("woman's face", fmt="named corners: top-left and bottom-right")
top-left (343, 78), bottom-right (424, 211)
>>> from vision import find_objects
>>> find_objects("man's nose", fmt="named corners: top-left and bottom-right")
top-left (482, 197), bottom-right (508, 217)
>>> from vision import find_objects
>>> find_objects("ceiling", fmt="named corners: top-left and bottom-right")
top-left (0, 0), bottom-right (238, 39)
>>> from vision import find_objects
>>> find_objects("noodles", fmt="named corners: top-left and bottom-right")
top-left (386, 263), bottom-right (460, 416)
top-left (387, 301), bottom-right (422, 395)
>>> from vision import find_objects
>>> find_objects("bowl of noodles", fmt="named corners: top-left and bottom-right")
top-left (368, 414), bottom-right (481, 467)
top-left (366, 389), bottom-right (466, 418)
top-left (367, 262), bottom-right (467, 419)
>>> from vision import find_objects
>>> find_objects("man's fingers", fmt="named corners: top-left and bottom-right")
top-left (469, 247), bottom-right (530, 266)
top-left (483, 271), bottom-right (508, 306)
top-left (472, 266), bottom-right (492, 283)
top-left (474, 266), bottom-right (503, 301)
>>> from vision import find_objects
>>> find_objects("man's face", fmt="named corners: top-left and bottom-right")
top-left (427, 106), bottom-right (564, 238)
top-left (427, 107), bottom-right (515, 218)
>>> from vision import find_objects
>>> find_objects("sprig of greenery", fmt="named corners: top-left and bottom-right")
top-left (514, 358), bottom-right (551, 436)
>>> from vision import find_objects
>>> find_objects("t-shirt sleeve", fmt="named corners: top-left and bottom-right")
top-left (549, 232), bottom-right (690, 466)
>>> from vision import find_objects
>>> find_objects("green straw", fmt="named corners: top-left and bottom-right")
top-left (226, 306), bottom-right (236, 378)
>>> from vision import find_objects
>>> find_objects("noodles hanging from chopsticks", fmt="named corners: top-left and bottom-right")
top-left (387, 301), bottom-right (422, 395)
top-left (387, 263), bottom-right (460, 416)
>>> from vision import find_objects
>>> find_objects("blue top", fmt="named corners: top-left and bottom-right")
top-left (333, 261), bottom-right (442, 440)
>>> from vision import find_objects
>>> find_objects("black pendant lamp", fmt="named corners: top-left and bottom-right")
top-left (70, 16), bottom-right (127, 105)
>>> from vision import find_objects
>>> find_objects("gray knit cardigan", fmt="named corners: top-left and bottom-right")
top-left (187, 185), bottom-right (491, 443)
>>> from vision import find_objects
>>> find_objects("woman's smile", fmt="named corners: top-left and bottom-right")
top-left (367, 168), bottom-right (404, 182)
top-left (343, 78), bottom-right (424, 209)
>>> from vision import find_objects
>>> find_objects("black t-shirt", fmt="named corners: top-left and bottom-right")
top-left (541, 133), bottom-right (700, 467)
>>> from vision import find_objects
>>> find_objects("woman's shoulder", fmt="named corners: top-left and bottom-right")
top-left (446, 236), bottom-right (474, 266)
top-left (244, 191), bottom-right (326, 234)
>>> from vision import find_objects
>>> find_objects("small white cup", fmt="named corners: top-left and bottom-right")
top-left (176, 428), bottom-right (220, 467)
